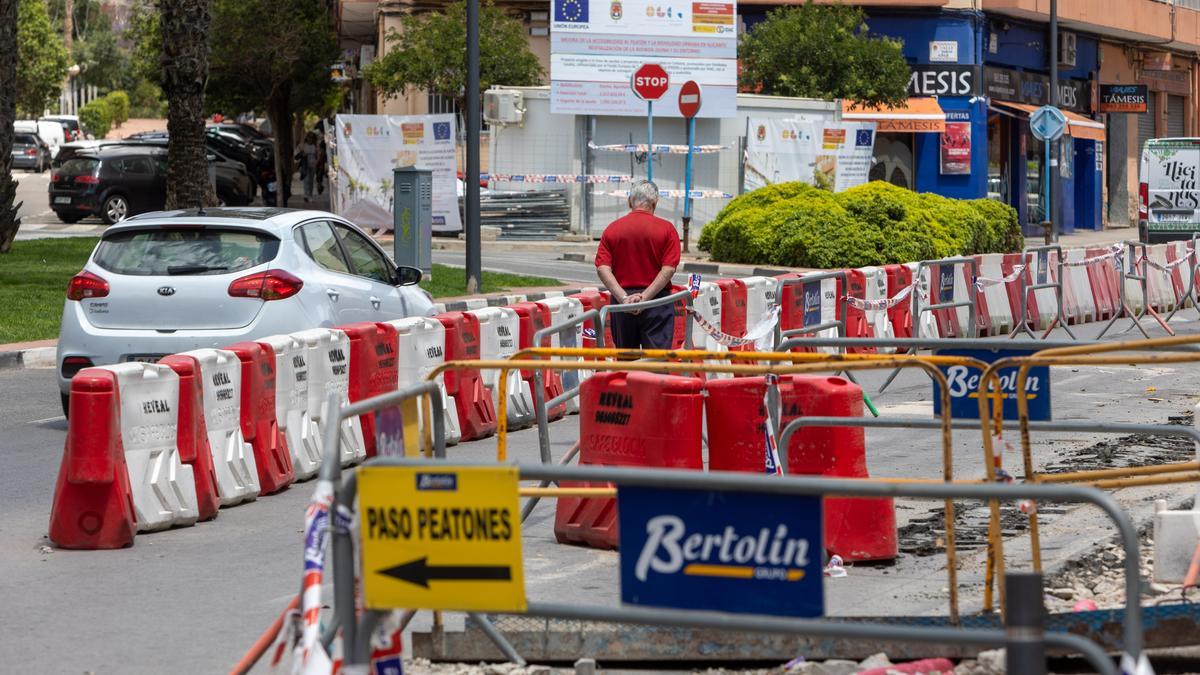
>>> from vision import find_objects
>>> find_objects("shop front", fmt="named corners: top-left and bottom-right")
top-left (981, 20), bottom-right (1104, 234)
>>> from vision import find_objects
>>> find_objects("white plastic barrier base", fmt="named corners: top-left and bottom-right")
top-left (291, 328), bottom-right (367, 466)
top-left (975, 254), bottom-right (1016, 335)
top-left (691, 281), bottom-right (732, 378)
top-left (469, 307), bottom-right (535, 428)
top-left (387, 317), bottom-right (462, 446)
top-left (538, 296), bottom-right (586, 412)
top-left (909, 263), bottom-right (941, 339)
top-left (1153, 500), bottom-right (1200, 583)
top-left (741, 276), bottom-right (778, 342)
top-left (1059, 249), bottom-right (1097, 325)
top-left (179, 348), bottom-right (260, 505)
top-left (858, 266), bottom-right (896, 343)
top-left (257, 334), bottom-right (321, 481)
top-left (107, 362), bottom-right (199, 531)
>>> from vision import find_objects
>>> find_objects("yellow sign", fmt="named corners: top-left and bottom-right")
top-left (358, 465), bottom-right (525, 612)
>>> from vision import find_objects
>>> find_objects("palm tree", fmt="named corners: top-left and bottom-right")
top-left (0, 0), bottom-right (21, 253)
top-left (159, 0), bottom-right (213, 210)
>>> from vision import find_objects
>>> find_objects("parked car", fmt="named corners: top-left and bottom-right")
top-left (55, 208), bottom-right (434, 415)
top-left (1139, 137), bottom-right (1200, 243)
top-left (128, 128), bottom-right (278, 204)
top-left (49, 145), bottom-right (168, 224)
top-left (116, 134), bottom-right (256, 206)
top-left (15, 119), bottom-right (66, 158)
top-left (41, 115), bottom-right (83, 142)
top-left (52, 140), bottom-right (112, 168)
top-left (11, 132), bottom-right (52, 172)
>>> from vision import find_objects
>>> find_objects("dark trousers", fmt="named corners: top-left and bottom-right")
top-left (610, 287), bottom-right (675, 350)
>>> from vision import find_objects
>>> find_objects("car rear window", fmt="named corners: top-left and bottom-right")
top-left (60, 157), bottom-right (98, 175)
top-left (15, 134), bottom-right (37, 145)
top-left (93, 228), bottom-right (280, 276)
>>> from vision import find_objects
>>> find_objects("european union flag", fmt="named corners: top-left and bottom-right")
top-left (855, 129), bottom-right (874, 147)
top-left (555, 0), bottom-right (588, 22)
top-left (433, 121), bottom-right (451, 140)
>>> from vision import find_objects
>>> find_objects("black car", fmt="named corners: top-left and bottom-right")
top-left (49, 146), bottom-right (168, 224)
top-left (11, 133), bottom-right (51, 172)
top-left (126, 130), bottom-right (274, 205)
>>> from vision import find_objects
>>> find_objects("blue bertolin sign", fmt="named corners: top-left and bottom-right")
top-left (618, 486), bottom-right (824, 617)
top-left (932, 348), bottom-right (1052, 421)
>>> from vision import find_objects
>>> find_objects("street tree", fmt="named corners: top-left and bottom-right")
top-left (738, 3), bottom-right (910, 108)
top-left (364, 0), bottom-right (544, 113)
top-left (51, 0), bottom-right (132, 92)
top-left (207, 0), bottom-right (338, 207)
top-left (16, 0), bottom-right (71, 118)
top-left (159, 0), bottom-right (213, 209)
top-left (1, 0), bottom-right (22, 253)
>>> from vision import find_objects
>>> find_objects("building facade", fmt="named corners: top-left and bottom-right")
top-left (335, 0), bottom-right (1200, 233)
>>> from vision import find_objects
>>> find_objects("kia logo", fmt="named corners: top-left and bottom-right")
top-left (157, 286), bottom-right (176, 297)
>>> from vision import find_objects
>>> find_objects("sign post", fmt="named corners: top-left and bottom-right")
top-left (631, 63), bottom-right (669, 182)
top-left (678, 80), bottom-right (702, 253)
top-left (1029, 105), bottom-right (1067, 244)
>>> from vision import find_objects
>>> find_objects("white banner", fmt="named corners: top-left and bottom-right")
top-left (333, 114), bottom-right (461, 233)
top-left (549, 0), bottom-right (737, 117)
top-left (744, 118), bottom-right (876, 193)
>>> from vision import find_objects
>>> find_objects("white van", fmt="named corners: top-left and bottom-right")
top-left (15, 120), bottom-right (66, 159)
top-left (1139, 137), bottom-right (1200, 243)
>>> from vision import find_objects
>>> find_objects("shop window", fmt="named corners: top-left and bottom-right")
top-left (1026, 132), bottom-right (1046, 223)
top-left (869, 133), bottom-right (914, 190)
top-left (987, 115), bottom-right (1008, 203)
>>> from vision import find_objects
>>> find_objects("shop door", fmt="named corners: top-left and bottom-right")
top-left (1168, 95), bottom-right (1186, 138)
top-left (1137, 94), bottom-right (1158, 152)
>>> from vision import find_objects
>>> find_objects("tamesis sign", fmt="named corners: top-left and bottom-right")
top-left (631, 63), bottom-right (669, 182)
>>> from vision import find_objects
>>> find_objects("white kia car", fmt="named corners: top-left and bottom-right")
top-left (56, 207), bottom-right (434, 414)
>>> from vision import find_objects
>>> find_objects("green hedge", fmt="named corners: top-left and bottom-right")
top-left (697, 181), bottom-right (1023, 268)
top-left (78, 98), bottom-right (112, 139)
top-left (104, 90), bottom-right (130, 127)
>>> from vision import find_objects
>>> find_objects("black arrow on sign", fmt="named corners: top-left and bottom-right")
top-left (378, 557), bottom-right (512, 588)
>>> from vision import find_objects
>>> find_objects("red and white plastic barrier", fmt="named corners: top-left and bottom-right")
top-left (290, 328), bottom-right (367, 467)
top-left (469, 306), bottom-right (536, 428)
top-left (176, 348), bottom-right (260, 505)
top-left (256, 334), bottom-right (322, 481)
top-left (387, 317), bottom-right (462, 446)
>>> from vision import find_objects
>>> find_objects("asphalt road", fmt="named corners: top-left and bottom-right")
top-left (5, 310), bottom-right (1200, 670)
top-left (12, 170), bottom-right (59, 226)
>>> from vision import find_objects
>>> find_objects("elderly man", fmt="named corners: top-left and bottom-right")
top-left (594, 180), bottom-right (682, 349)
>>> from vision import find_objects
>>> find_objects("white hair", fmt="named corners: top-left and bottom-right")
top-left (628, 180), bottom-right (660, 211)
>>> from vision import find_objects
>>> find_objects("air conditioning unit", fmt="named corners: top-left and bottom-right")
top-left (484, 89), bottom-right (525, 125)
top-left (1058, 32), bottom-right (1077, 68)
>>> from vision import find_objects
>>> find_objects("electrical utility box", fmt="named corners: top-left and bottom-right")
top-left (392, 166), bottom-right (433, 274)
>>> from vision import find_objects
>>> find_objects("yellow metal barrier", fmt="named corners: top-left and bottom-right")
top-left (427, 347), bottom-right (995, 623)
top-left (975, 334), bottom-right (1200, 611)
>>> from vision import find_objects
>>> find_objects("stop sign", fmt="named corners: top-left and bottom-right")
top-left (631, 64), bottom-right (670, 101)
top-left (678, 80), bottom-right (702, 118)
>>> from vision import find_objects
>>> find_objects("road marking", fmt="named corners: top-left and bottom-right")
top-left (27, 416), bottom-right (65, 424)
top-left (63, 224), bottom-right (98, 233)
top-left (22, 224), bottom-right (46, 230)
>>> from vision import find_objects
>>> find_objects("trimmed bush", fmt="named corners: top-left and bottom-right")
top-left (104, 90), bottom-right (130, 127)
top-left (698, 181), bottom-right (1022, 267)
top-left (78, 98), bottom-right (112, 139)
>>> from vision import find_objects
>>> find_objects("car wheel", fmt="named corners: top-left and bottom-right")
top-left (101, 194), bottom-right (129, 225)
top-left (56, 213), bottom-right (83, 224)
top-left (61, 393), bottom-right (70, 418)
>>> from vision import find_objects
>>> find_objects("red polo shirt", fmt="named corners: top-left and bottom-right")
top-left (594, 209), bottom-right (681, 289)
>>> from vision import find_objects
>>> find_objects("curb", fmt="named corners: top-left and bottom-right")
top-left (561, 252), bottom-right (591, 263)
top-left (0, 345), bottom-right (56, 372)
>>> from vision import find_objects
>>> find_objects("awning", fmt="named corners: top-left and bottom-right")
top-left (989, 100), bottom-right (1106, 142)
top-left (841, 97), bottom-right (946, 133)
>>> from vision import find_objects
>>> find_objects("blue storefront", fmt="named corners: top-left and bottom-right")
top-left (861, 9), bottom-right (1105, 235)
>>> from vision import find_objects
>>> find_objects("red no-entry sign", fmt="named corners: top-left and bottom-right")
top-left (678, 80), bottom-right (703, 118)
top-left (631, 64), bottom-right (670, 101)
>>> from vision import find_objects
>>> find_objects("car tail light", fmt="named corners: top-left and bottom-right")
top-left (61, 356), bottom-right (94, 379)
top-left (1139, 182), bottom-right (1149, 218)
top-left (75, 174), bottom-right (100, 184)
top-left (25, 148), bottom-right (37, 156)
top-left (67, 270), bottom-right (110, 300)
top-left (51, 173), bottom-right (61, 183)
top-left (228, 270), bottom-right (303, 301)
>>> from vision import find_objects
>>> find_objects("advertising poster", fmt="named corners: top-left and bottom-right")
top-left (940, 121), bottom-right (971, 175)
top-left (745, 118), bottom-right (875, 192)
top-left (333, 114), bottom-right (461, 233)
top-left (550, 0), bottom-right (738, 117)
